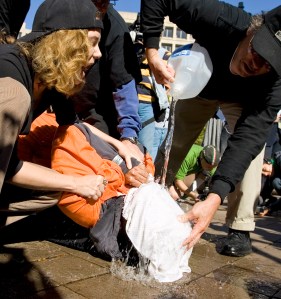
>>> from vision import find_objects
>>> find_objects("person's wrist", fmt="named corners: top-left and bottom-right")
top-left (206, 192), bottom-right (221, 207)
top-left (120, 136), bottom-right (138, 145)
top-left (146, 47), bottom-right (158, 59)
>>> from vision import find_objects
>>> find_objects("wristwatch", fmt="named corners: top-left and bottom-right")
top-left (120, 136), bottom-right (138, 145)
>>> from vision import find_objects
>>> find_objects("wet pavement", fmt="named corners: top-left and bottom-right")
top-left (0, 201), bottom-right (280, 299)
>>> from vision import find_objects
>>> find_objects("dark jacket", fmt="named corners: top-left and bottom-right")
top-left (141, 0), bottom-right (281, 199)
top-left (0, 0), bottom-right (30, 37)
top-left (71, 4), bottom-right (142, 139)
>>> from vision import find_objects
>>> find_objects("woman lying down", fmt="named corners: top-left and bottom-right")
top-left (18, 112), bottom-right (193, 283)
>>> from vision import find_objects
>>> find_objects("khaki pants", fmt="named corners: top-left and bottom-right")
top-left (0, 187), bottom-right (61, 227)
top-left (155, 97), bottom-right (263, 231)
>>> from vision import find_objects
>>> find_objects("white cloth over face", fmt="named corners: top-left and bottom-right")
top-left (123, 182), bottom-right (193, 282)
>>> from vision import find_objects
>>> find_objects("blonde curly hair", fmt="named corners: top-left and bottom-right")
top-left (31, 29), bottom-right (91, 96)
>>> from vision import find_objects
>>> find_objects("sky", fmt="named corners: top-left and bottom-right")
top-left (24, 0), bottom-right (281, 29)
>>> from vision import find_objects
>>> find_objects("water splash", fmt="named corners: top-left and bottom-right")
top-left (110, 257), bottom-right (153, 283)
top-left (158, 97), bottom-right (178, 186)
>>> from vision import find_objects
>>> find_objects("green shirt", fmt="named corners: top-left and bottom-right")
top-left (175, 144), bottom-right (215, 180)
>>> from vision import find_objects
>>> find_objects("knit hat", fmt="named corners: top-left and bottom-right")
top-left (252, 5), bottom-right (281, 76)
top-left (20, 0), bottom-right (103, 42)
top-left (201, 145), bottom-right (220, 166)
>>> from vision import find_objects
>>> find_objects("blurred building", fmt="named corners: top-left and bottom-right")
top-left (18, 22), bottom-right (31, 38)
top-left (19, 10), bottom-right (194, 53)
top-left (119, 11), bottom-right (194, 52)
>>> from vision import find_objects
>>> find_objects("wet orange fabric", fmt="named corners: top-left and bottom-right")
top-left (17, 113), bottom-right (58, 167)
top-left (52, 125), bottom-right (155, 228)
top-left (52, 125), bottom-right (129, 227)
top-left (18, 112), bottom-right (155, 228)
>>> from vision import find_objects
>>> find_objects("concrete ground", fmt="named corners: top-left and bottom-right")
top-left (0, 201), bottom-right (280, 299)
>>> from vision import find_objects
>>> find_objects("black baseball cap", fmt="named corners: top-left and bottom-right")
top-left (252, 5), bottom-right (281, 76)
top-left (20, 0), bottom-right (103, 42)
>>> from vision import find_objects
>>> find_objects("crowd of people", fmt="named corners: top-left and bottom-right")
top-left (0, 0), bottom-right (281, 277)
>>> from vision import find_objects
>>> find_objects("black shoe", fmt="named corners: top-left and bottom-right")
top-left (219, 228), bottom-right (252, 257)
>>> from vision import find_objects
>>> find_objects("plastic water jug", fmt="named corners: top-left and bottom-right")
top-left (168, 42), bottom-right (213, 100)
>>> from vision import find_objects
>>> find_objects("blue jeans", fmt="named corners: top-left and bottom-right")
top-left (138, 102), bottom-right (155, 155)
top-left (272, 177), bottom-right (281, 195)
top-left (152, 126), bottom-right (168, 161)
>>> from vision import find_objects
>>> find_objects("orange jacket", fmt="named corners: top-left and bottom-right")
top-left (17, 112), bottom-right (58, 168)
top-left (52, 125), bottom-right (129, 227)
top-left (18, 112), bottom-right (155, 228)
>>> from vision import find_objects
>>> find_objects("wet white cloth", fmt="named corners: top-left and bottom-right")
top-left (123, 182), bottom-right (193, 282)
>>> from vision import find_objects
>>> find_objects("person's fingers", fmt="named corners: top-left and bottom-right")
top-left (182, 224), bottom-right (205, 250)
top-left (163, 75), bottom-right (174, 85)
top-left (95, 175), bottom-right (105, 188)
top-left (183, 233), bottom-right (202, 250)
top-left (177, 210), bottom-right (195, 223)
top-left (87, 193), bottom-right (99, 204)
top-left (99, 184), bottom-right (105, 193)
top-left (129, 176), bottom-right (142, 187)
top-left (129, 166), bottom-right (148, 180)
top-left (124, 156), bottom-right (132, 169)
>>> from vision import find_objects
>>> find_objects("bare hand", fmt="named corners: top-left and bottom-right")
top-left (73, 174), bottom-right (106, 201)
top-left (125, 163), bottom-right (150, 187)
top-left (178, 193), bottom-right (221, 249)
top-left (262, 163), bottom-right (273, 176)
top-left (121, 140), bottom-right (144, 168)
top-left (146, 48), bottom-right (175, 85)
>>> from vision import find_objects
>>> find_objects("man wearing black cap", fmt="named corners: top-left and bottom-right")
top-left (141, 0), bottom-right (281, 255)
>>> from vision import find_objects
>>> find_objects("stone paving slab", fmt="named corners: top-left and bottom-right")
top-left (0, 203), bottom-right (280, 299)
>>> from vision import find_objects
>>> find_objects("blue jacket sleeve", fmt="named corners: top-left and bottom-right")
top-left (113, 79), bottom-right (142, 139)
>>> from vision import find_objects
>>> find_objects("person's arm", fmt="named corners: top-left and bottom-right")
top-left (178, 192), bottom-right (221, 249)
top-left (113, 80), bottom-right (141, 140)
top-left (179, 78), bottom-right (281, 249)
top-left (113, 80), bottom-right (145, 161)
top-left (140, 0), bottom-right (182, 85)
top-left (105, 7), bottom-right (142, 141)
top-left (8, 161), bottom-right (105, 201)
top-left (174, 179), bottom-right (199, 200)
top-left (141, 0), bottom-right (247, 84)
top-left (211, 80), bottom-right (281, 201)
top-left (146, 48), bottom-right (175, 85)
top-left (141, 0), bottom-right (238, 49)
top-left (262, 162), bottom-right (273, 177)
top-left (83, 122), bottom-right (136, 169)
top-left (105, 9), bottom-right (144, 159)
top-left (83, 122), bottom-right (151, 186)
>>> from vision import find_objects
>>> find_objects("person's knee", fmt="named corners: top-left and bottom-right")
top-left (272, 177), bottom-right (281, 193)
